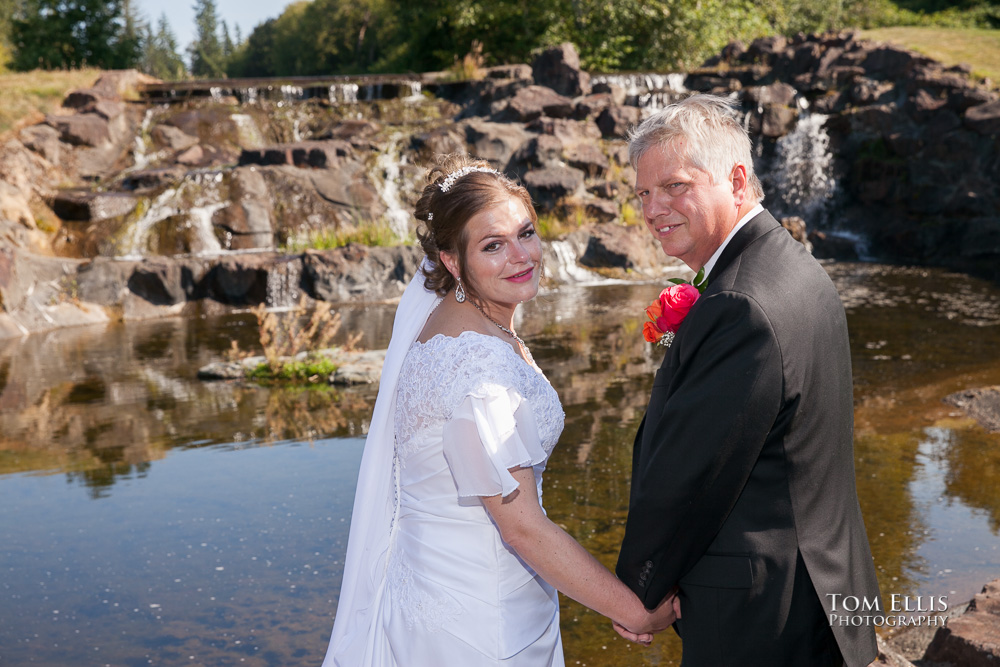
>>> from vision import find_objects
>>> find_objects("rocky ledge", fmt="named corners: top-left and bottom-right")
top-left (944, 386), bottom-right (1000, 433)
top-left (198, 347), bottom-right (386, 386)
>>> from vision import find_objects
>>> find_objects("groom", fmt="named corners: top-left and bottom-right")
top-left (615, 94), bottom-right (881, 666)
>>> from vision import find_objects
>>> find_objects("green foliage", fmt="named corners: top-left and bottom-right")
top-left (189, 0), bottom-right (226, 78)
top-left (10, 0), bottom-right (141, 70)
top-left (284, 220), bottom-right (402, 251)
top-left (247, 356), bottom-right (339, 383)
top-left (140, 13), bottom-right (186, 79)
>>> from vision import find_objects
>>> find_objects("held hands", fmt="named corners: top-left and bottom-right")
top-left (612, 588), bottom-right (681, 646)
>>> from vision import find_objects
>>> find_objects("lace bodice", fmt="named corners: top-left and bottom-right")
top-left (394, 332), bottom-right (564, 463)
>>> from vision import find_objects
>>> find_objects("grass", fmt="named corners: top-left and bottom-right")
top-left (0, 68), bottom-right (103, 136)
top-left (285, 220), bottom-right (402, 251)
top-left (860, 26), bottom-right (1000, 84)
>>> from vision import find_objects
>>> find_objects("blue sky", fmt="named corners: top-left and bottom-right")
top-left (135, 0), bottom-right (293, 55)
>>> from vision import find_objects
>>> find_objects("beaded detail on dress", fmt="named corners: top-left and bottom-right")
top-left (394, 332), bottom-right (564, 463)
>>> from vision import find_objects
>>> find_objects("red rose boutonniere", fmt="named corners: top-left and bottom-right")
top-left (643, 268), bottom-right (707, 348)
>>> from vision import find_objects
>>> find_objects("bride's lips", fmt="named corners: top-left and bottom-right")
top-left (505, 267), bottom-right (535, 283)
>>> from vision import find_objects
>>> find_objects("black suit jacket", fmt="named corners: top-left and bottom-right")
top-left (616, 211), bottom-right (880, 666)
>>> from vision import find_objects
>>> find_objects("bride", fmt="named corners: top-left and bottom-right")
top-left (322, 155), bottom-right (676, 666)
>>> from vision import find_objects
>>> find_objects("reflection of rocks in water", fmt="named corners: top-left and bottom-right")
top-left (942, 426), bottom-right (1000, 533)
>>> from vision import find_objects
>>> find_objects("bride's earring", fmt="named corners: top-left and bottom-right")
top-left (455, 277), bottom-right (466, 303)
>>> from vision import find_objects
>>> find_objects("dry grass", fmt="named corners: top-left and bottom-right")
top-left (0, 68), bottom-right (103, 136)
top-left (860, 27), bottom-right (1000, 84)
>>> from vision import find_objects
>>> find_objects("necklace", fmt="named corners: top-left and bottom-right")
top-left (471, 301), bottom-right (526, 349)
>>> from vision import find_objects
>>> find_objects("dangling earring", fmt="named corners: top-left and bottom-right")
top-left (455, 277), bottom-right (466, 303)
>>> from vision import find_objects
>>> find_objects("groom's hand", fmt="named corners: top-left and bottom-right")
top-left (611, 587), bottom-right (681, 645)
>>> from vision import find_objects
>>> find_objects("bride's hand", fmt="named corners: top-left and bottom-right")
top-left (613, 587), bottom-right (682, 643)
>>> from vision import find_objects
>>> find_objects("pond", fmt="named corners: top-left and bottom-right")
top-left (1, 262), bottom-right (999, 666)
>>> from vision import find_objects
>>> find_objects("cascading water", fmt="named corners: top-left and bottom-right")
top-left (131, 107), bottom-right (158, 171)
top-left (591, 72), bottom-right (687, 111)
top-left (117, 172), bottom-right (226, 259)
top-left (767, 111), bottom-right (838, 227)
top-left (371, 134), bottom-right (412, 241)
top-left (547, 241), bottom-right (605, 285)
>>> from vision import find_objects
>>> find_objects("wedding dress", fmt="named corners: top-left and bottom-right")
top-left (323, 263), bottom-right (566, 667)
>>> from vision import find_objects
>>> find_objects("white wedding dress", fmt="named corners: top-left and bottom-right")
top-left (366, 330), bottom-right (566, 666)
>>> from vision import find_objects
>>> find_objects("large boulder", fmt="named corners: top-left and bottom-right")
top-left (531, 43), bottom-right (591, 97)
top-left (964, 100), bottom-right (1000, 136)
top-left (924, 579), bottom-right (1000, 666)
top-left (302, 245), bottom-right (422, 303)
top-left (523, 166), bottom-right (585, 211)
top-left (461, 119), bottom-right (531, 169)
top-left (491, 85), bottom-right (575, 123)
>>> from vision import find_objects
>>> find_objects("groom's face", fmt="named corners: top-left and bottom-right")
top-left (635, 141), bottom-right (740, 270)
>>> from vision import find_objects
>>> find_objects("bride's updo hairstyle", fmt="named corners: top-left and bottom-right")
top-left (415, 154), bottom-right (537, 302)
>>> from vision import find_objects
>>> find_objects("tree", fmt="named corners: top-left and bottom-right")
top-left (11, 0), bottom-right (142, 70)
top-left (189, 0), bottom-right (225, 78)
top-left (141, 12), bottom-right (186, 79)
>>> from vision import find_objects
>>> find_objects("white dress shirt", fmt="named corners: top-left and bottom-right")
top-left (701, 203), bottom-right (764, 278)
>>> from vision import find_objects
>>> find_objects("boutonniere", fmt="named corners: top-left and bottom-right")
top-left (643, 268), bottom-right (707, 348)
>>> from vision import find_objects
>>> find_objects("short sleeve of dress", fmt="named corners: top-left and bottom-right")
top-left (441, 382), bottom-right (548, 498)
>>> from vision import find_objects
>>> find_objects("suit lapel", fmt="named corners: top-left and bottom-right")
top-left (706, 210), bottom-right (781, 285)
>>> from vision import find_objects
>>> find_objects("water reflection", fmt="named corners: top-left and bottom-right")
top-left (1, 263), bottom-right (999, 665)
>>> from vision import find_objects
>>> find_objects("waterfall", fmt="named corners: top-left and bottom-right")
top-left (768, 112), bottom-right (838, 227)
top-left (547, 241), bottom-right (604, 285)
top-left (117, 172), bottom-right (226, 259)
top-left (266, 260), bottom-right (301, 310)
top-left (132, 107), bottom-right (157, 170)
top-left (590, 72), bottom-right (687, 111)
top-left (371, 134), bottom-right (411, 240)
top-left (328, 83), bottom-right (359, 104)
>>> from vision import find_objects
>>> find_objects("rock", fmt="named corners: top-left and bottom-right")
top-left (531, 42), bottom-right (591, 97)
top-left (201, 253), bottom-right (284, 306)
top-left (508, 135), bottom-right (564, 177)
top-left (596, 106), bottom-right (642, 139)
top-left (302, 245), bottom-right (422, 304)
top-left (943, 386), bottom-right (1000, 432)
top-left (175, 144), bottom-right (205, 166)
top-left (484, 64), bottom-right (532, 80)
top-left (525, 117), bottom-right (602, 148)
top-left (780, 216), bottom-right (812, 251)
top-left (50, 190), bottom-right (138, 222)
top-left (332, 349), bottom-right (386, 385)
top-left (579, 222), bottom-right (657, 269)
top-left (461, 119), bottom-right (530, 169)
top-left (574, 92), bottom-right (616, 120)
top-left (492, 85), bottom-right (575, 122)
top-left (410, 126), bottom-right (466, 161)
top-left (120, 167), bottom-right (185, 191)
top-left (214, 166), bottom-right (275, 251)
top-left (591, 82), bottom-right (626, 106)
top-left (523, 166), bottom-right (585, 211)
top-left (745, 82), bottom-right (797, 107)
top-left (808, 230), bottom-right (860, 261)
top-left (924, 579), bottom-right (1000, 666)
top-left (963, 100), bottom-right (1000, 136)
top-left (151, 124), bottom-right (198, 151)
top-left (238, 141), bottom-right (352, 169)
top-left (63, 88), bottom-right (103, 109)
top-left (588, 180), bottom-right (620, 199)
top-left (0, 181), bottom-right (35, 229)
top-left (564, 143), bottom-right (609, 177)
top-left (197, 361), bottom-right (248, 380)
top-left (761, 105), bottom-right (799, 138)
top-left (127, 259), bottom-right (190, 306)
top-left (45, 113), bottom-right (111, 147)
top-left (584, 199), bottom-right (618, 223)
top-left (19, 124), bottom-right (63, 164)
top-left (744, 35), bottom-right (788, 65)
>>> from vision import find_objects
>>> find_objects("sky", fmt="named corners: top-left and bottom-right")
top-left (135, 0), bottom-right (293, 55)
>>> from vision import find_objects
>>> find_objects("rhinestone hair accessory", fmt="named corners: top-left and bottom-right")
top-left (438, 166), bottom-right (500, 193)
top-left (427, 212), bottom-right (433, 221)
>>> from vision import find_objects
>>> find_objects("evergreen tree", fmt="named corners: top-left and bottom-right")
top-left (189, 0), bottom-right (225, 77)
top-left (141, 12), bottom-right (186, 79)
top-left (11, 0), bottom-right (141, 70)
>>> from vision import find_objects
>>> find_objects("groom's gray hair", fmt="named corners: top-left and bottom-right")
top-left (628, 94), bottom-right (764, 201)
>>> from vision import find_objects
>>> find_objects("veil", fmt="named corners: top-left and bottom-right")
top-left (322, 258), bottom-right (442, 666)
